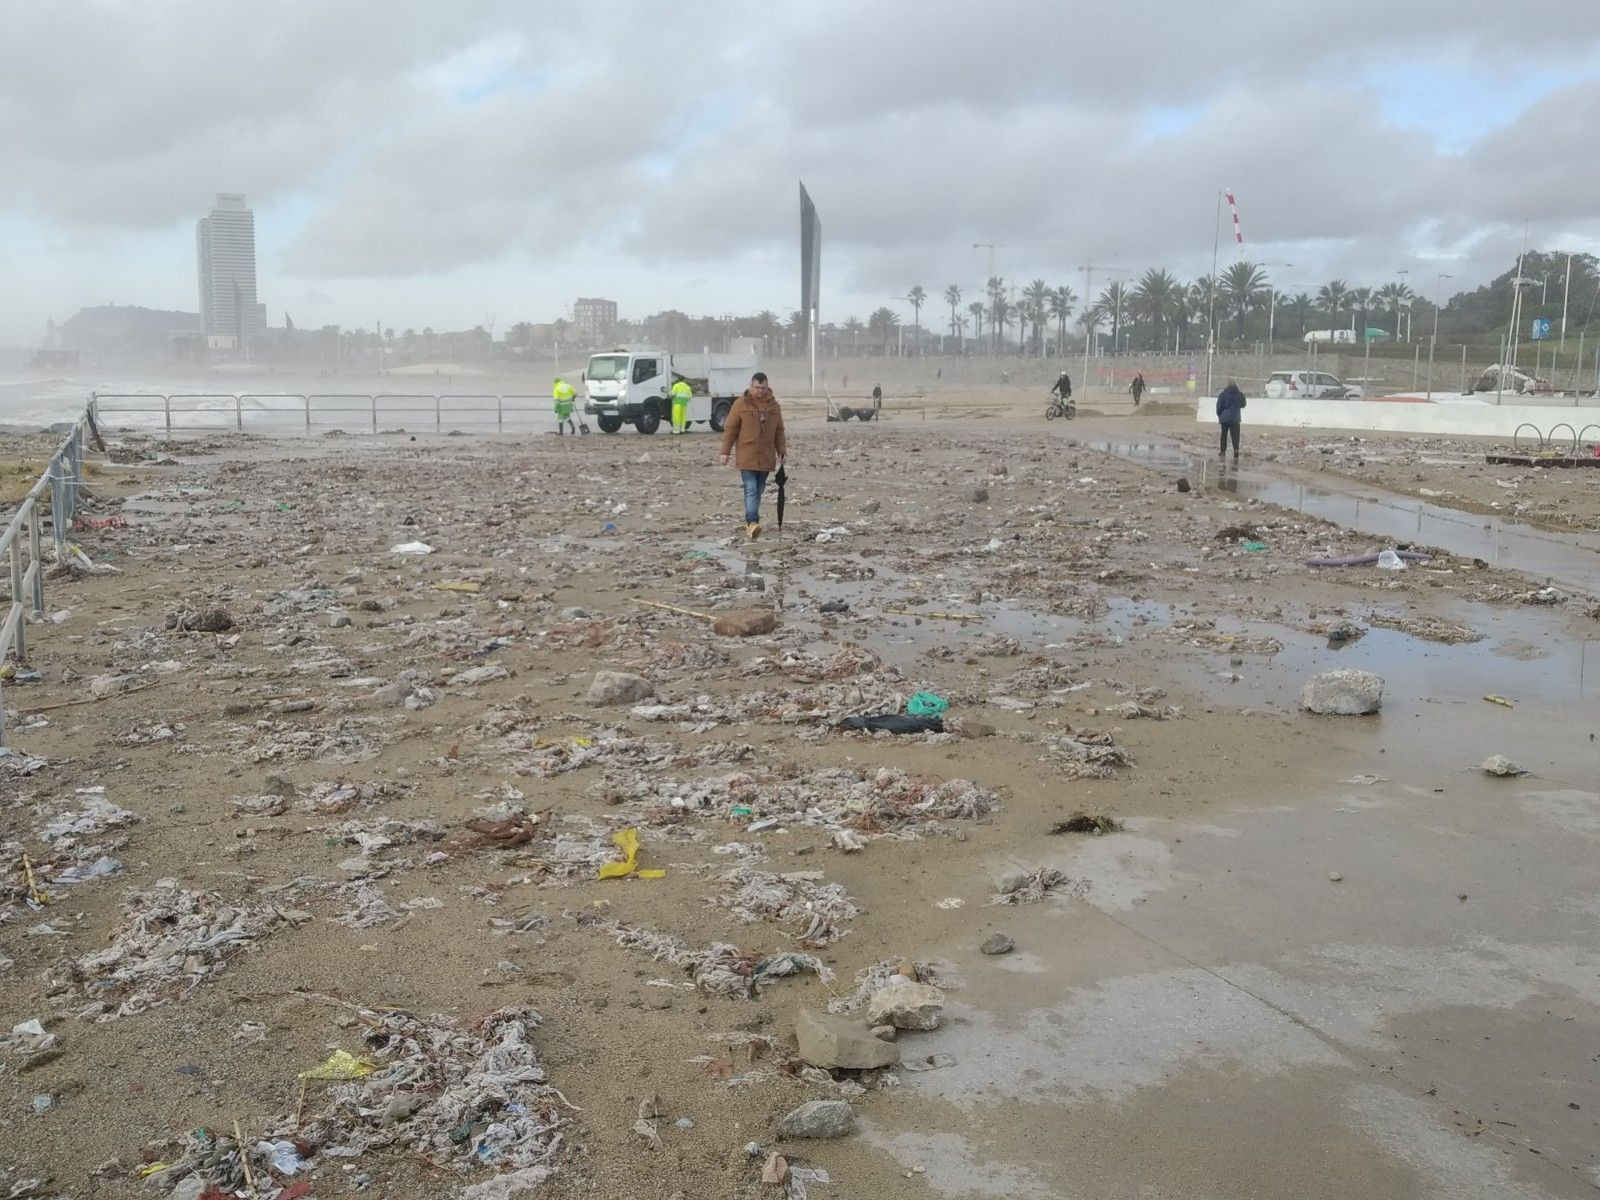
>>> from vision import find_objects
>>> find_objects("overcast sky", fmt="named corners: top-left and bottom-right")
top-left (4, 0), bottom-right (1600, 343)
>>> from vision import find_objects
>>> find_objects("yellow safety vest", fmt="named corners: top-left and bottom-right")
top-left (670, 381), bottom-right (692, 400)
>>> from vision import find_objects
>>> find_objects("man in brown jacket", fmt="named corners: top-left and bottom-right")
top-left (718, 371), bottom-right (786, 539)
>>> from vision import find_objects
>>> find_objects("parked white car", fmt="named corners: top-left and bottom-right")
top-left (1263, 370), bottom-right (1364, 399)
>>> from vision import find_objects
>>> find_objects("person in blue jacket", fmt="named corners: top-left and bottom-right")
top-left (1216, 380), bottom-right (1246, 462)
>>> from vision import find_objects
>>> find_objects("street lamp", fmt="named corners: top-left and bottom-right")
top-left (1258, 262), bottom-right (1293, 347)
top-left (1427, 272), bottom-right (1452, 400)
top-left (1078, 264), bottom-right (1129, 403)
top-left (1396, 269), bottom-right (1411, 342)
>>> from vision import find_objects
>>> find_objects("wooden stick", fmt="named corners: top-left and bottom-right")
top-left (883, 608), bottom-right (981, 622)
top-left (293, 1078), bottom-right (308, 1130)
top-left (23, 679), bottom-right (158, 714)
top-left (234, 1118), bottom-right (258, 1198)
top-left (20, 854), bottom-right (47, 905)
top-left (631, 598), bottom-right (714, 621)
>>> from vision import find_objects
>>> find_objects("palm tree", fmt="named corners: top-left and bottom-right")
top-left (967, 300), bottom-right (986, 347)
top-left (904, 285), bottom-right (926, 355)
top-left (1048, 286), bottom-right (1076, 354)
top-left (943, 285), bottom-right (963, 348)
top-left (992, 298), bottom-right (1016, 353)
top-left (1096, 281), bottom-right (1132, 350)
top-left (1188, 275), bottom-right (1220, 344)
top-left (1349, 287), bottom-right (1374, 338)
top-left (842, 315), bottom-right (864, 353)
top-left (1290, 292), bottom-right (1313, 337)
top-left (1221, 262), bottom-right (1270, 340)
top-left (1316, 281), bottom-right (1349, 331)
top-left (1377, 281), bottom-right (1414, 339)
top-left (1020, 279), bottom-right (1051, 355)
top-left (1131, 269), bottom-right (1182, 350)
top-left (985, 276), bottom-right (1006, 353)
top-left (867, 306), bottom-right (900, 356)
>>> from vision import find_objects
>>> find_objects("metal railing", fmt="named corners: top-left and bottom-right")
top-left (92, 392), bottom-right (554, 436)
top-left (1, 400), bottom-right (99, 745)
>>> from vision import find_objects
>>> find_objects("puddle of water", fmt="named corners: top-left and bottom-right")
top-left (1082, 437), bottom-right (1600, 598)
top-left (695, 531), bottom-right (1599, 714)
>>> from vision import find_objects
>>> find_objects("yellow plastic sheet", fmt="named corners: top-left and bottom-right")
top-left (297, 1049), bottom-right (375, 1080)
top-left (597, 827), bottom-right (666, 881)
top-left (436, 580), bottom-right (482, 594)
top-left (136, 1163), bottom-right (171, 1179)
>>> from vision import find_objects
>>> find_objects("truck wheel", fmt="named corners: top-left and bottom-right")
top-left (597, 415), bottom-right (623, 434)
top-left (709, 399), bottom-right (732, 433)
top-left (634, 401), bottom-right (661, 435)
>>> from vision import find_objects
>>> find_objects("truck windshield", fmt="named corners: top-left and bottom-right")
top-left (585, 355), bottom-right (629, 383)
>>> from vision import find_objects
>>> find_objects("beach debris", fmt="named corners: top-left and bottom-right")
top-left (992, 867), bottom-right (1084, 905)
top-left (606, 922), bottom-right (828, 998)
top-left (1481, 754), bottom-right (1527, 777)
top-left (59, 881), bottom-right (283, 1020)
top-left (165, 607), bottom-right (235, 632)
top-left (596, 827), bottom-right (666, 881)
top-left (712, 868), bottom-right (858, 947)
top-left (1050, 812), bottom-right (1123, 836)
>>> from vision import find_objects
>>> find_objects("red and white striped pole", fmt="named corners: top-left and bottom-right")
top-left (1225, 189), bottom-right (1243, 245)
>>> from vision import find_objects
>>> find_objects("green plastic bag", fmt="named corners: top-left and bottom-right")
top-left (906, 691), bottom-right (949, 717)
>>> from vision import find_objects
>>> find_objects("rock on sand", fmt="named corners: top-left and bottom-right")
top-left (794, 1009), bottom-right (899, 1070)
top-left (711, 609), bottom-right (779, 638)
top-left (586, 671), bottom-right (654, 705)
top-left (775, 1099), bottom-right (856, 1139)
top-left (867, 981), bottom-right (945, 1030)
top-left (1300, 669), bottom-right (1383, 715)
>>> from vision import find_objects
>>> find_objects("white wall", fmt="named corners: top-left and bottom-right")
top-left (1195, 396), bottom-right (1600, 441)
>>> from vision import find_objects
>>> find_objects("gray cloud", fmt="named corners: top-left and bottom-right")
top-left (4, 0), bottom-right (1600, 328)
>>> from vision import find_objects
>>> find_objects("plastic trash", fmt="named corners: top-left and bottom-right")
top-left (389, 541), bottom-right (433, 555)
top-left (597, 827), bottom-right (666, 880)
top-left (1375, 549), bottom-right (1407, 570)
top-left (257, 1139), bottom-right (303, 1174)
top-left (1241, 540), bottom-right (1268, 552)
top-left (297, 1049), bottom-right (375, 1080)
top-left (837, 714), bottom-right (944, 735)
top-left (905, 691), bottom-right (949, 717)
top-left (51, 855), bottom-right (122, 885)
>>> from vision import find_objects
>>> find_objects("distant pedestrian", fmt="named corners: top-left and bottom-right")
top-left (1129, 371), bottom-right (1146, 407)
top-left (552, 376), bottom-right (578, 436)
top-left (1051, 371), bottom-right (1072, 401)
top-left (719, 372), bottom-right (786, 540)
top-left (1216, 379), bottom-right (1246, 462)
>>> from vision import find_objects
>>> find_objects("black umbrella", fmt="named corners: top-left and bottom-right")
top-left (774, 465), bottom-right (788, 530)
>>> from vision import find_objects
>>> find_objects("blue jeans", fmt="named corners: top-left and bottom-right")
top-left (740, 470), bottom-right (769, 524)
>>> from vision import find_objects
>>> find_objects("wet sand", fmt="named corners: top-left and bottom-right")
top-left (3, 408), bottom-right (1599, 1198)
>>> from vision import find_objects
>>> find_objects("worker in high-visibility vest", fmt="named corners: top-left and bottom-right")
top-left (670, 378), bottom-right (693, 435)
top-left (552, 377), bottom-right (577, 436)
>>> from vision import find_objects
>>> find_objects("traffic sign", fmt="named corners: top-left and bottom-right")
top-left (1531, 317), bottom-right (1551, 341)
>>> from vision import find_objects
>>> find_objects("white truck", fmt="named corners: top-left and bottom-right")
top-left (582, 350), bottom-right (756, 435)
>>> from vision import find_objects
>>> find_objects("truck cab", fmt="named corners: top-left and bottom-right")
top-left (583, 351), bottom-right (668, 434)
top-left (583, 349), bottom-right (754, 435)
